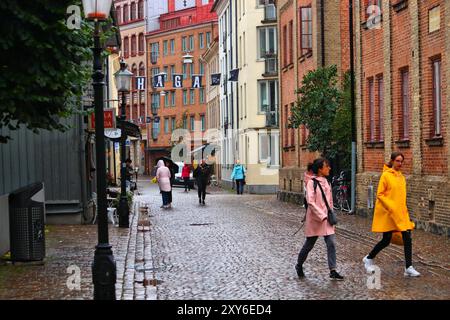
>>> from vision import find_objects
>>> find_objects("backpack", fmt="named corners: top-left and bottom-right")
top-left (303, 179), bottom-right (319, 210)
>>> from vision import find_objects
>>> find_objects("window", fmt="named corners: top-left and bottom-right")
top-left (163, 66), bottom-right (169, 81)
top-left (138, 33), bottom-right (144, 55)
top-left (190, 62), bottom-right (195, 78)
top-left (183, 90), bottom-right (188, 105)
top-left (150, 42), bottom-right (159, 62)
top-left (189, 35), bottom-right (194, 51)
top-left (131, 64), bottom-right (137, 92)
top-left (368, 78), bottom-right (375, 142)
top-left (152, 121), bottom-right (160, 138)
top-left (182, 64), bottom-right (187, 79)
top-left (139, 62), bottom-right (145, 77)
top-left (131, 2), bottom-right (136, 20)
top-left (401, 69), bottom-right (410, 140)
top-left (170, 39), bottom-right (175, 54)
top-left (163, 40), bottom-right (168, 56)
top-left (429, 6), bottom-right (440, 33)
top-left (300, 6), bottom-right (312, 56)
top-left (170, 65), bottom-right (176, 81)
top-left (259, 131), bottom-right (280, 166)
top-left (164, 91), bottom-right (170, 107)
top-left (284, 105), bottom-right (289, 147)
top-left (190, 89), bottom-right (195, 105)
top-left (290, 103), bottom-right (295, 146)
top-left (201, 115), bottom-right (205, 131)
top-left (171, 90), bottom-right (176, 106)
top-left (289, 20), bottom-right (293, 65)
top-left (115, 6), bottom-right (121, 24)
top-left (258, 27), bottom-right (277, 59)
top-left (190, 116), bottom-right (195, 131)
top-left (138, 0), bottom-right (144, 19)
top-left (199, 62), bottom-right (204, 75)
top-left (123, 37), bottom-right (129, 58)
top-left (131, 35), bottom-right (136, 56)
top-left (151, 67), bottom-right (160, 77)
top-left (151, 93), bottom-right (160, 109)
top-left (183, 116), bottom-right (187, 129)
top-left (206, 32), bottom-right (211, 46)
top-left (164, 118), bottom-right (169, 134)
top-left (171, 117), bottom-right (176, 132)
top-left (258, 80), bottom-right (278, 113)
top-left (182, 37), bottom-right (187, 52)
top-left (199, 88), bottom-right (205, 104)
top-left (378, 76), bottom-right (384, 141)
top-left (432, 59), bottom-right (442, 136)
top-left (199, 33), bottom-right (204, 49)
top-left (123, 4), bottom-right (129, 22)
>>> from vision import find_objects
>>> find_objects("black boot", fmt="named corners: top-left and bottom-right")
top-left (295, 264), bottom-right (305, 278)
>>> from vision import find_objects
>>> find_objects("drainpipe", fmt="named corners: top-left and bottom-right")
top-left (320, 0), bottom-right (325, 67)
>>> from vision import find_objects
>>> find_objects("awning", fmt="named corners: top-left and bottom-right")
top-left (117, 120), bottom-right (142, 139)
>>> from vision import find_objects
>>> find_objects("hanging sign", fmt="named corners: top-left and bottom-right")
top-left (192, 75), bottom-right (203, 88)
top-left (136, 77), bottom-right (146, 90)
top-left (153, 74), bottom-right (165, 88)
top-left (173, 74), bottom-right (183, 88)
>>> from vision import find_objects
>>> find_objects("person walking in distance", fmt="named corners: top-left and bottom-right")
top-left (156, 160), bottom-right (172, 209)
top-left (194, 159), bottom-right (210, 206)
top-left (295, 158), bottom-right (344, 281)
top-left (231, 160), bottom-right (246, 195)
top-left (363, 152), bottom-right (420, 277)
top-left (182, 162), bottom-right (191, 192)
top-left (165, 160), bottom-right (175, 208)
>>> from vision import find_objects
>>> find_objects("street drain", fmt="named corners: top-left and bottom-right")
top-left (189, 223), bottom-right (213, 226)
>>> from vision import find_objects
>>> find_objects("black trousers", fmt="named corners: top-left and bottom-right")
top-left (368, 231), bottom-right (412, 268)
top-left (197, 180), bottom-right (207, 200)
top-left (183, 177), bottom-right (190, 191)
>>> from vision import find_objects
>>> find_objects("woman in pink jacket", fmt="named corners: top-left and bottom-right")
top-left (156, 160), bottom-right (172, 209)
top-left (295, 158), bottom-right (344, 281)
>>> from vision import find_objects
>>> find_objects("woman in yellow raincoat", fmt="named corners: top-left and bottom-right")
top-left (362, 152), bottom-right (420, 277)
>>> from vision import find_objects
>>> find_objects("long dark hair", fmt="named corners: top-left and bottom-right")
top-left (387, 152), bottom-right (405, 168)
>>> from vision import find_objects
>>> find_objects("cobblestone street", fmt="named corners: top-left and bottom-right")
top-left (141, 180), bottom-right (450, 300)
top-left (0, 178), bottom-right (449, 300)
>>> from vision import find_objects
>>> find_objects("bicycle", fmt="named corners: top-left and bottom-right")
top-left (331, 171), bottom-right (351, 213)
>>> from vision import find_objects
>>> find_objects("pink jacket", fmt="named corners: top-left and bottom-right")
top-left (304, 176), bottom-right (335, 237)
top-left (156, 160), bottom-right (171, 192)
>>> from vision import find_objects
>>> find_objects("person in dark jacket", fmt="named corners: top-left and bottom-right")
top-left (193, 159), bottom-right (210, 206)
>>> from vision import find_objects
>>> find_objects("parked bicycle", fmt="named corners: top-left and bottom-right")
top-left (331, 171), bottom-right (351, 213)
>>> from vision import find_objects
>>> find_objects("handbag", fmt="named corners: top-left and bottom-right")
top-left (391, 231), bottom-right (404, 246)
top-left (313, 178), bottom-right (338, 226)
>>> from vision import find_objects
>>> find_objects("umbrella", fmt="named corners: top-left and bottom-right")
top-left (156, 157), bottom-right (179, 174)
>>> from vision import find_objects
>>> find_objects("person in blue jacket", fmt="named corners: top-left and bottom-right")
top-left (231, 160), bottom-right (246, 195)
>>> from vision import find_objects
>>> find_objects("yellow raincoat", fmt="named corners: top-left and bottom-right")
top-left (372, 165), bottom-right (415, 233)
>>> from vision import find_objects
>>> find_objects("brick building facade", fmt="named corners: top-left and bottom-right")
top-left (355, 0), bottom-right (450, 236)
top-left (145, 0), bottom-right (218, 167)
top-left (277, 0), bottom-right (350, 203)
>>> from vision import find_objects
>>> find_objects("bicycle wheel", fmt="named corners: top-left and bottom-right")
top-left (337, 190), bottom-right (351, 213)
top-left (332, 186), bottom-right (341, 211)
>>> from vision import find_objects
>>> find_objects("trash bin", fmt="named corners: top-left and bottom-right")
top-left (9, 182), bottom-right (46, 262)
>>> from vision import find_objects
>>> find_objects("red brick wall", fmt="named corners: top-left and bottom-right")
top-left (360, 1), bottom-right (385, 172)
top-left (420, 1), bottom-right (447, 176)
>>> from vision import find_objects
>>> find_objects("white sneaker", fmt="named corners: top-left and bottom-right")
top-left (404, 266), bottom-right (421, 277)
top-left (363, 255), bottom-right (375, 274)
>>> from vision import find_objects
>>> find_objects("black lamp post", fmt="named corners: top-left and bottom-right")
top-left (114, 59), bottom-right (133, 228)
top-left (82, 0), bottom-right (116, 300)
top-left (349, 0), bottom-right (357, 213)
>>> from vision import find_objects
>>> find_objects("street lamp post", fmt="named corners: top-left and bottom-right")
top-left (115, 59), bottom-right (133, 228)
top-left (82, 0), bottom-right (116, 300)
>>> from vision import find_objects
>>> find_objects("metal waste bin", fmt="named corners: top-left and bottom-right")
top-left (9, 182), bottom-right (46, 262)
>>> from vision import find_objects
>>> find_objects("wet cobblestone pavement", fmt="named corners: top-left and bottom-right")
top-left (142, 181), bottom-right (450, 300)
top-left (0, 177), bottom-right (449, 300)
